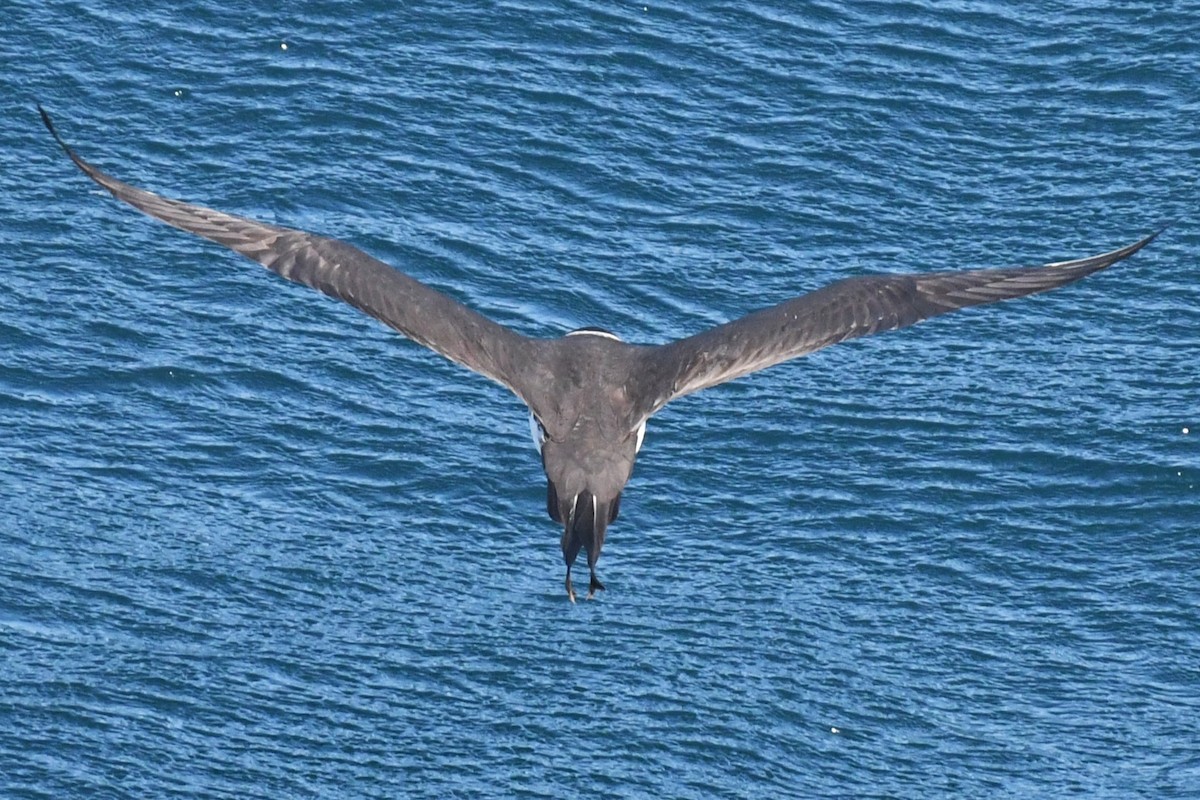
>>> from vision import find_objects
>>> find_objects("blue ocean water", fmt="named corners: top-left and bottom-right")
top-left (2, 1), bottom-right (1198, 796)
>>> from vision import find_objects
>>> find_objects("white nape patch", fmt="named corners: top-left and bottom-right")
top-left (529, 412), bottom-right (547, 453)
top-left (566, 327), bottom-right (621, 341)
top-left (634, 421), bottom-right (646, 453)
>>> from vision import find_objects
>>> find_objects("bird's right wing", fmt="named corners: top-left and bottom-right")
top-left (41, 106), bottom-right (545, 406)
top-left (634, 231), bottom-right (1160, 418)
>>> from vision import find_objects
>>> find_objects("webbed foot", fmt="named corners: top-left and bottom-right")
top-left (586, 572), bottom-right (605, 600)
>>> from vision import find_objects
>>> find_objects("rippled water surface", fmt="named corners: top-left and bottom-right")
top-left (3, 2), bottom-right (1199, 797)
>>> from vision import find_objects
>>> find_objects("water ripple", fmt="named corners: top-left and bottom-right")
top-left (3, 0), bottom-right (1199, 797)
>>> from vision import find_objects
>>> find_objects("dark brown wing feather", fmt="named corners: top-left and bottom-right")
top-left (40, 106), bottom-right (543, 406)
top-left (638, 231), bottom-right (1159, 416)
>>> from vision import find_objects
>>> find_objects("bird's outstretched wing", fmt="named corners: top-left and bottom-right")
top-left (637, 230), bottom-right (1160, 416)
top-left (40, 105), bottom-right (544, 406)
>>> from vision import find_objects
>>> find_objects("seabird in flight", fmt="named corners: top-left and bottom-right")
top-left (39, 105), bottom-right (1160, 601)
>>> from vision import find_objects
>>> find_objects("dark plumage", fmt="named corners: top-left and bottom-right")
top-left (40, 105), bottom-right (1160, 601)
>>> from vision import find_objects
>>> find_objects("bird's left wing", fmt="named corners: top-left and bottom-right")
top-left (40, 105), bottom-right (546, 406)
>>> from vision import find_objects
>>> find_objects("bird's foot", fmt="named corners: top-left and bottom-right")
top-left (586, 573), bottom-right (605, 601)
top-left (565, 573), bottom-right (577, 604)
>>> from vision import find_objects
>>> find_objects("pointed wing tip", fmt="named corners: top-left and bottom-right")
top-left (38, 103), bottom-right (91, 173)
top-left (38, 103), bottom-right (64, 147)
top-left (1118, 226), bottom-right (1167, 261)
top-left (1045, 227), bottom-right (1164, 274)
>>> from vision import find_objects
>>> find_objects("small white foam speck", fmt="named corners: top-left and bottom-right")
top-left (1183, 427), bottom-right (1190, 435)
top-left (281, 42), bottom-right (288, 50)
top-left (830, 727), bottom-right (840, 734)
top-left (173, 89), bottom-right (182, 97)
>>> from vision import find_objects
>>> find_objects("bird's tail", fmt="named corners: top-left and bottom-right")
top-left (552, 486), bottom-right (620, 570)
